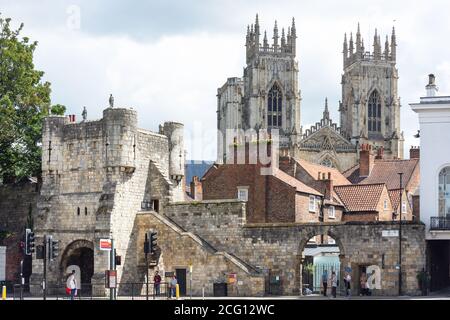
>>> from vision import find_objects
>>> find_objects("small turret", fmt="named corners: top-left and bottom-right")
top-left (254, 14), bottom-right (260, 48)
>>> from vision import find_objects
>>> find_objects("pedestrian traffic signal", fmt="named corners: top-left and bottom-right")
top-left (150, 231), bottom-right (158, 254)
top-left (25, 229), bottom-right (35, 255)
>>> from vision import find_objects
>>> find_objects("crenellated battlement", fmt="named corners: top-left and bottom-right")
top-left (343, 23), bottom-right (396, 69)
top-left (246, 14), bottom-right (297, 64)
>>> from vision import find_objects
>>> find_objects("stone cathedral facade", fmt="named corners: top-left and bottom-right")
top-left (217, 16), bottom-right (404, 172)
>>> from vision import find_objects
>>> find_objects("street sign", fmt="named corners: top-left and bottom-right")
top-left (228, 273), bottom-right (237, 284)
top-left (100, 239), bottom-right (112, 251)
top-left (105, 270), bottom-right (117, 288)
top-left (382, 230), bottom-right (399, 237)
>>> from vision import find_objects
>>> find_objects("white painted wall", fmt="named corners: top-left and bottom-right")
top-left (411, 99), bottom-right (450, 239)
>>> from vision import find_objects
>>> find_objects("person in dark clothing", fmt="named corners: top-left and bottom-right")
top-left (322, 270), bottom-right (328, 297)
top-left (153, 270), bottom-right (161, 296)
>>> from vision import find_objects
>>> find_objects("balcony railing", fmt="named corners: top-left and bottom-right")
top-left (430, 216), bottom-right (450, 230)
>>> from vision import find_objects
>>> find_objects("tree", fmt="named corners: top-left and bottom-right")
top-left (0, 13), bottom-right (65, 183)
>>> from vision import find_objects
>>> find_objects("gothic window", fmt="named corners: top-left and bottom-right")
top-left (267, 83), bottom-right (282, 128)
top-left (368, 91), bottom-right (381, 133)
top-left (320, 158), bottom-right (333, 168)
top-left (439, 167), bottom-right (450, 217)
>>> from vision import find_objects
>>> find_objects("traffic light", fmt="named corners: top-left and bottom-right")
top-left (25, 229), bottom-right (35, 255)
top-left (150, 231), bottom-right (157, 254)
top-left (51, 238), bottom-right (59, 260)
top-left (144, 233), bottom-right (150, 254)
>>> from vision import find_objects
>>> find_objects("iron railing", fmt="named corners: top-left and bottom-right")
top-left (430, 216), bottom-right (450, 230)
top-left (12, 282), bottom-right (171, 300)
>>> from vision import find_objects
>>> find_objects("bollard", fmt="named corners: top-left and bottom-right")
top-left (175, 284), bottom-right (180, 299)
top-left (2, 286), bottom-right (6, 300)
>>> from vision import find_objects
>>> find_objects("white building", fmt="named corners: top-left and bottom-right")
top-left (410, 74), bottom-right (450, 291)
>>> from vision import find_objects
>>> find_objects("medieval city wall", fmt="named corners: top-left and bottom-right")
top-left (167, 202), bottom-right (426, 296)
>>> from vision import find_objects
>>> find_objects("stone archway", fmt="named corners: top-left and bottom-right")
top-left (296, 227), bottom-right (346, 296)
top-left (60, 240), bottom-right (94, 288)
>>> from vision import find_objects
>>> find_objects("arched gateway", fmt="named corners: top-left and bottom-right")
top-left (59, 240), bottom-right (94, 290)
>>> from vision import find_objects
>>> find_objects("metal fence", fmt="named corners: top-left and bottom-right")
top-left (430, 216), bottom-right (450, 230)
top-left (12, 282), bottom-right (171, 300)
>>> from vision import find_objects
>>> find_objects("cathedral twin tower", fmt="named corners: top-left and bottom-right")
top-left (217, 15), bottom-right (403, 171)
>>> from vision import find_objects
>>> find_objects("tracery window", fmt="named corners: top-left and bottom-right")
top-left (368, 90), bottom-right (381, 133)
top-left (320, 158), bottom-right (333, 168)
top-left (268, 83), bottom-right (282, 127)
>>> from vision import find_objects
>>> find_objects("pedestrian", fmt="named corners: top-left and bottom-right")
top-left (345, 272), bottom-right (352, 297)
top-left (66, 270), bottom-right (77, 300)
top-left (330, 271), bottom-right (337, 298)
top-left (360, 272), bottom-right (367, 296)
top-left (170, 275), bottom-right (178, 299)
top-left (322, 270), bottom-right (328, 297)
top-left (153, 270), bottom-right (161, 297)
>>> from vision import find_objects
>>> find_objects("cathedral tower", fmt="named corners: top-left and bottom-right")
top-left (340, 24), bottom-right (403, 158)
top-left (217, 15), bottom-right (301, 161)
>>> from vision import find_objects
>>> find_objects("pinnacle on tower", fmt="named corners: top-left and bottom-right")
top-left (343, 33), bottom-right (348, 65)
top-left (290, 17), bottom-right (297, 56)
top-left (361, 38), bottom-right (365, 53)
top-left (323, 97), bottom-right (330, 120)
top-left (281, 28), bottom-right (286, 48)
top-left (390, 26), bottom-right (397, 61)
top-left (373, 28), bottom-right (381, 59)
top-left (273, 20), bottom-right (279, 49)
top-left (291, 17), bottom-right (296, 37)
top-left (384, 35), bottom-right (390, 60)
top-left (254, 14), bottom-right (260, 46)
top-left (263, 30), bottom-right (269, 49)
top-left (356, 22), bottom-right (362, 53)
top-left (349, 32), bottom-right (354, 54)
top-left (287, 26), bottom-right (291, 46)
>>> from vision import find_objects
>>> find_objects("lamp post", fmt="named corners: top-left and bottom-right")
top-left (398, 172), bottom-right (403, 296)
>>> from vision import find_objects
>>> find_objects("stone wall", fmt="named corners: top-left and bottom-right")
top-left (166, 202), bottom-right (426, 296)
top-left (0, 181), bottom-right (39, 282)
top-left (132, 211), bottom-right (264, 296)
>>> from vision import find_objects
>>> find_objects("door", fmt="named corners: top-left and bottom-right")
top-left (176, 268), bottom-right (187, 296)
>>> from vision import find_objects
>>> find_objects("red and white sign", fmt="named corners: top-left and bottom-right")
top-left (99, 239), bottom-right (112, 251)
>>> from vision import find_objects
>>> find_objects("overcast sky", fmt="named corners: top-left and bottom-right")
top-left (2, 0), bottom-right (450, 160)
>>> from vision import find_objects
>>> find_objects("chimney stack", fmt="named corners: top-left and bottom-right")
top-left (359, 143), bottom-right (375, 177)
top-left (323, 172), bottom-right (333, 201)
top-left (375, 146), bottom-right (384, 159)
top-left (190, 176), bottom-right (203, 201)
top-left (409, 146), bottom-right (420, 159)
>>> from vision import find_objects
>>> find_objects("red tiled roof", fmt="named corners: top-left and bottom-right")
top-left (273, 169), bottom-right (323, 196)
top-left (334, 183), bottom-right (386, 212)
top-left (295, 159), bottom-right (351, 186)
top-left (344, 159), bottom-right (419, 190)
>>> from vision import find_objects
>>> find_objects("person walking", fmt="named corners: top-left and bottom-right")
top-left (153, 270), bottom-right (161, 297)
top-left (360, 272), bottom-right (368, 296)
top-left (321, 270), bottom-right (328, 297)
top-left (66, 270), bottom-right (77, 300)
top-left (169, 275), bottom-right (178, 299)
top-left (330, 271), bottom-right (337, 298)
top-left (345, 272), bottom-right (352, 297)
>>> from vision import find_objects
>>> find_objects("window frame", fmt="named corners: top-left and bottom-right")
top-left (237, 187), bottom-right (249, 202)
top-left (328, 205), bottom-right (336, 219)
top-left (309, 195), bottom-right (316, 213)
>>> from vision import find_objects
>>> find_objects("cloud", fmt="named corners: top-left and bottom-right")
top-left (2, 0), bottom-right (450, 160)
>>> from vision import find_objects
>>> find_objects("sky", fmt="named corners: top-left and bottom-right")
top-left (2, 0), bottom-right (450, 160)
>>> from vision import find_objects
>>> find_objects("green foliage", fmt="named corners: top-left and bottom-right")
top-left (0, 13), bottom-right (66, 182)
